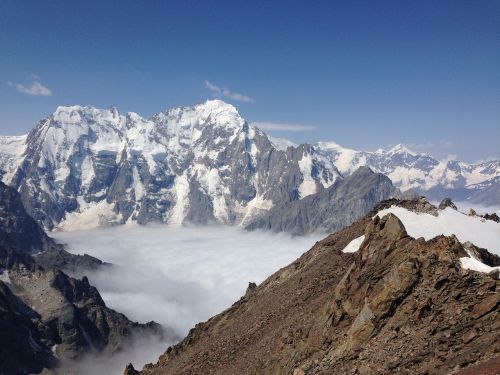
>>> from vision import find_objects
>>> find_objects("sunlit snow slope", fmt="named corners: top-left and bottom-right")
top-left (376, 206), bottom-right (500, 275)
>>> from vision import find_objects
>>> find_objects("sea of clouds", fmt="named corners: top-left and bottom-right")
top-left (52, 224), bottom-right (321, 374)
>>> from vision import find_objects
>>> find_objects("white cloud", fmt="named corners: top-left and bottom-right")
top-left (52, 225), bottom-right (320, 373)
top-left (8, 79), bottom-right (52, 96)
top-left (205, 80), bottom-right (254, 103)
top-left (251, 121), bottom-right (317, 132)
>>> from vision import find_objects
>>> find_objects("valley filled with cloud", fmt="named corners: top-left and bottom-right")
top-left (51, 225), bottom-right (321, 373)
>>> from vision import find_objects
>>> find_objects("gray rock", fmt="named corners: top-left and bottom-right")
top-left (7, 102), bottom-right (341, 230)
top-left (246, 167), bottom-right (397, 235)
top-left (439, 198), bottom-right (457, 210)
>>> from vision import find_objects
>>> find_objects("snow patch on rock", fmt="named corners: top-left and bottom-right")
top-left (342, 235), bottom-right (366, 253)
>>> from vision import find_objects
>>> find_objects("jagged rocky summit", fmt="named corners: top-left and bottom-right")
top-left (0, 181), bottom-right (169, 375)
top-left (0, 101), bottom-right (340, 230)
top-left (0, 100), bottom-right (498, 232)
top-left (126, 198), bottom-right (500, 375)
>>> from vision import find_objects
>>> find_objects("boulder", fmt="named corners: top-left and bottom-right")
top-left (439, 197), bottom-right (457, 210)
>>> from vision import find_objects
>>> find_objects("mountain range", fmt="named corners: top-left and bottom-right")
top-left (0, 100), bottom-right (498, 233)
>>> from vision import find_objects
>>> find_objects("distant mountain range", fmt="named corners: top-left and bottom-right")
top-left (0, 100), bottom-right (498, 231)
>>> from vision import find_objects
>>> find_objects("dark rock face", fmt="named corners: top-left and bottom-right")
top-left (0, 179), bottom-right (167, 374)
top-left (34, 248), bottom-right (108, 274)
top-left (438, 197), bottom-right (458, 210)
top-left (372, 196), bottom-right (438, 216)
top-left (130, 204), bottom-right (500, 375)
top-left (0, 280), bottom-right (58, 375)
top-left (246, 167), bottom-right (397, 235)
top-left (0, 246), bottom-right (164, 372)
top-left (0, 181), bottom-right (55, 253)
top-left (482, 212), bottom-right (500, 223)
top-left (463, 241), bottom-right (500, 268)
top-left (0, 179), bottom-right (105, 273)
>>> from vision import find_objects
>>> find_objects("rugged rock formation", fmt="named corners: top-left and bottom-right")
top-left (0, 179), bottom-right (167, 374)
top-left (0, 277), bottom-right (57, 375)
top-left (246, 167), bottom-right (396, 235)
top-left (1, 101), bottom-right (499, 231)
top-left (0, 180), bottom-right (104, 272)
top-left (3, 101), bottom-right (340, 230)
top-left (1, 246), bottom-right (165, 374)
top-left (0, 180), bottom-right (55, 253)
top-left (34, 247), bottom-right (108, 274)
top-left (127, 201), bottom-right (499, 375)
top-left (439, 197), bottom-right (458, 210)
top-left (482, 213), bottom-right (500, 223)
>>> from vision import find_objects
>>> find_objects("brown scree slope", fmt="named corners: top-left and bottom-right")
top-left (127, 201), bottom-right (500, 375)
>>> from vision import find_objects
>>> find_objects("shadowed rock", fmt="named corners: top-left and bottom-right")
top-left (438, 197), bottom-right (457, 210)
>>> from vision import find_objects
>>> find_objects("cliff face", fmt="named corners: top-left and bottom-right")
top-left (128, 201), bottom-right (499, 375)
top-left (0, 181), bottom-right (166, 374)
top-left (246, 166), bottom-right (397, 235)
top-left (0, 180), bottom-right (55, 253)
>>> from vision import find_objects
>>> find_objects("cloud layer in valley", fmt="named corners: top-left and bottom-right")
top-left (52, 224), bottom-right (320, 373)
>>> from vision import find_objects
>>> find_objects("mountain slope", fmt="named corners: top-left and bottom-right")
top-left (0, 180), bottom-right (166, 374)
top-left (127, 200), bottom-right (500, 375)
top-left (5, 101), bottom-right (340, 229)
top-left (0, 180), bottom-right (55, 253)
top-left (315, 142), bottom-right (500, 203)
top-left (1, 100), bottom-right (498, 231)
top-left (246, 166), bottom-right (397, 235)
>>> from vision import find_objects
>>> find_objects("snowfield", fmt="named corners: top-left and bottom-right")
top-left (376, 206), bottom-right (500, 275)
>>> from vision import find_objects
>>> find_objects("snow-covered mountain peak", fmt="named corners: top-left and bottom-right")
top-left (195, 98), bottom-right (239, 114)
top-left (1, 101), bottom-right (499, 230)
top-left (151, 99), bottom-right (247, 144)
top-left (268, 136), bottom-right (297, 151)
top-left (315, 141), bottom-right (347, 152)
top-left (387, 144), bottom-right (417, 156)
top-left (52, 105), bottom-right (126, 131)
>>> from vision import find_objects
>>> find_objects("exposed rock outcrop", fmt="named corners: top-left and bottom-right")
top-left (0, 181), bottom-right (55, 253)
top-left (482, 212), bottom-right (500, 223)
top-left (129, 202), bottom-right (500, 375)
top-left (0, 179), bottom-right (167, 374)
top-left (0, 180), bottom-right (104, 272)
top-left (439, 197), bottom-right (458, 210)
top-left (246, 167), bottom-right (397, 235)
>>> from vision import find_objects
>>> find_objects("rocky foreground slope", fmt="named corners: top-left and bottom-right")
top-left (126, 199), bottom-right (500, 375)
top-left (0, 181), bottom-right (167, 375)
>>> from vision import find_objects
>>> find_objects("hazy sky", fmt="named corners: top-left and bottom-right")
top-left (0, 0), bottom-right (498, 161)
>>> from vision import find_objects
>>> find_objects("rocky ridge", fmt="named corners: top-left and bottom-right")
top-left (246, 166), bottom-right (397, 235)
top-left (0, 181), bottom-right (166, 374)
top-left (0, 100), bottom-right (498, 232)
top-left (126, 199), bottom-right (500, 375)
top-left (2, 101), bottom-right (340, 230)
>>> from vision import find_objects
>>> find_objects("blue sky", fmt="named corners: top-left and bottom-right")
top-left (0, 0), bottom-right (498, 162)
